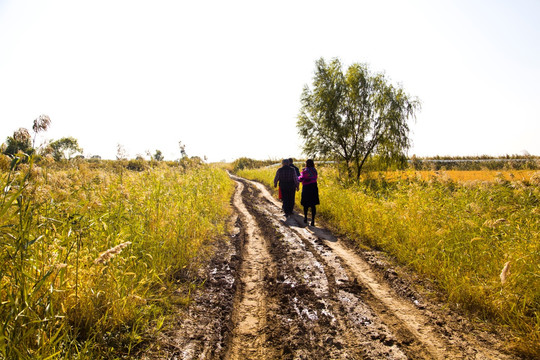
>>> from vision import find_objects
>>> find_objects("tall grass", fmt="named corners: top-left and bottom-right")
top-left (239, 167), bottom-right (540, 357)
top-left (0, 155), bottom-right (233, 359)
top-left (373, 169), bottom-right (538, 182)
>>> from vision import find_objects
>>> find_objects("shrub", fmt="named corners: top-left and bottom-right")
top-left (127, 159), bottom-right (148, 171)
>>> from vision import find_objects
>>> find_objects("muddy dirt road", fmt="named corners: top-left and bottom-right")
top-left (145, 175), bottom-right (516, 359)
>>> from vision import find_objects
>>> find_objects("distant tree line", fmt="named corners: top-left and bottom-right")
top-left (232, 157), bottom-right (276, 172)
top-left (1, 116), bottom-right (208, 174)
top-left (230, 155), bottom-right (540, 173)
top-left (410, 155), bottom-right (540, 171)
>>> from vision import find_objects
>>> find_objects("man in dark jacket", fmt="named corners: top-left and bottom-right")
top-left (274, 159), bottom-right (299, 217)
top-left (289, 158), bottom-right (300, 177)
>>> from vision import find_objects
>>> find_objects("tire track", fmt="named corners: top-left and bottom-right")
top-left (225, 177), bottom-right (276, 359)
top-left (250, 182), bottom-right (409, 359)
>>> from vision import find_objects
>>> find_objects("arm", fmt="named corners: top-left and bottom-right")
top-left (299, 168), bottom-right (309, 183)
top-left (274, 168), bottom-right (280, 187)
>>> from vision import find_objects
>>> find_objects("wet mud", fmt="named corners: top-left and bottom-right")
top-left (143, 175), bottom-right (519, 360)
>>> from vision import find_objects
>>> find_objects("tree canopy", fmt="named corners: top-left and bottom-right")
top-left (48, 137), bottom-right (82, 161)
top-left (153, 149), bottom-right (164, 161)
top-left (297, 58), bottom-right (420, 180)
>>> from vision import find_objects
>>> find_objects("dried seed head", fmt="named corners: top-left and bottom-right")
top-left (500, 261), bottom-right (510, 285)
top-left (32, 114), bottom-right (51, 133)
top-left (13, 128), bottom-right (31, 142)
top-left (94, 241), bottom-right (132, 264)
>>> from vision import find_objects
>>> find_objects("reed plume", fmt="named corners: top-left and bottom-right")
top-left (500, 261), bottom-right (510, 285)
top-left (94, 241), bottom-right (132, 264)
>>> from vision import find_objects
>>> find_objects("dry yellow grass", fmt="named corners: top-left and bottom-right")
top-left (1, 157), bottom-right (234, 359)
top-left (372, 169), bottom-right (539, 182)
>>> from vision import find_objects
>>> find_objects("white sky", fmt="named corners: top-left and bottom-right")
top-left (1, 0), bottom-right (539, 162)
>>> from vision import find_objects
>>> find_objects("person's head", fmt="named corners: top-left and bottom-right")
top-left (282, 159), bottom-right (290, 167)
top-left (288, 158), bottom-right (294, 165)
top-left (306, 159), bottom-right (315, 168)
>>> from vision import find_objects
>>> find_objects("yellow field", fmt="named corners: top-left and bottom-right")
top-left (375, 169), bottom-right (540, 183)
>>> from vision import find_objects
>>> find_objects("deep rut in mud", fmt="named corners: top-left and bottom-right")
top-left (225, 180), bottom-right (275, 359)
top-left (144, 175), bottom-right (517, 360)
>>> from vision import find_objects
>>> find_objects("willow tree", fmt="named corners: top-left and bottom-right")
top-left (297, 58), bottom-right (420, 180)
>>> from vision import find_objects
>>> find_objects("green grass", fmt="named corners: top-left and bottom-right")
top-left (0, 156), bottom-right (234, 359)
top-left (239, 167), bottom-right (540, 357)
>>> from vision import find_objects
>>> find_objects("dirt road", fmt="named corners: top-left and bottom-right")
top-left (145, 175), bottom-right (516, 359)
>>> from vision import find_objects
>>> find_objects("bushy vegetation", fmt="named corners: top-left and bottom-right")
top-left (2, 115), bottom-right (84, 162)
top-left (0, 154), bottom-right (234, 359)
top-left (239, 166), bottom-right (540, 357)
top-left (231, 157), bottom-right (275, 172)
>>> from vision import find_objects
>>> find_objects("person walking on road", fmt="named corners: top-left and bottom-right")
top-left (274, 159), bottom-right (299, 217)
top-left (298, 159), bottom-right (320, 226)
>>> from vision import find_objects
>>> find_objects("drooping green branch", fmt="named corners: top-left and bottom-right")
top-left (297, 57), bottom-right (420, 181)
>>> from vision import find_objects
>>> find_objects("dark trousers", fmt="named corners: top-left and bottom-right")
top-left (280, 182), bottom-right (296, 215)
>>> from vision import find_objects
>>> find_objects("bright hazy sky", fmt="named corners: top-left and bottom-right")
top-left (1, 0), bottom-right (539, 162)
